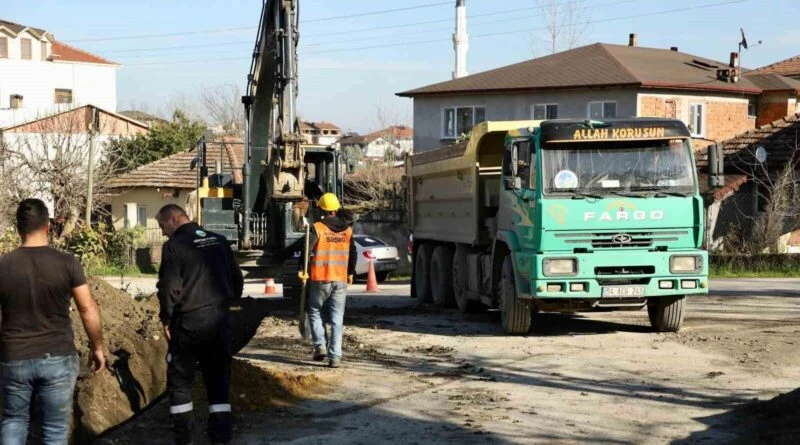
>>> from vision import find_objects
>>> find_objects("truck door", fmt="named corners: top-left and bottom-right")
top-left (497, 139), bottom-right (537, 247)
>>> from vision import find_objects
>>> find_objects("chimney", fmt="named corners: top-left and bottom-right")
top-left (670, 47), bottom-right (678, 52)
top-left (629, 33), bottom-right (637, 47)
top-left (729, 51), bottom-right (739, 68)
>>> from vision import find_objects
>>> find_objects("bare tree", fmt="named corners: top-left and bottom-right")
top-left (721, 137), bottom-right (800, 254)
top-left (533, 0), bottom-right (591, 56)
top-left (0, 109), bottom-right (141, 228)
top-left (372, 102), bottom-right (412, 160)
top-left (199, 83), bottom-right (243, 136)
top-left (343, 162), bottom-right (404, 215)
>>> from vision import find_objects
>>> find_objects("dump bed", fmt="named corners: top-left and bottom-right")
top-left (407, 120), bottom-right (541, 247)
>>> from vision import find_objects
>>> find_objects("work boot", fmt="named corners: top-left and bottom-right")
top-left (313, 347), bottom-right (326, 361)
top-left (328, 358), bottom-right (341, 368)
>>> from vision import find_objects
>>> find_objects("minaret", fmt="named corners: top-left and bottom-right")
top-left (452, 0), bottom-right (468, 79)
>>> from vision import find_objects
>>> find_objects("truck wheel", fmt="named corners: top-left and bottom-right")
top-left (453, 245), bottom-right (483, 313)
top-left (431, 246), bottom-right (455, 308)
top-left (648, 296), bottom-right (685, 332)
top-left (500, 256), bottom-right (531, 335)
top-left (414, 244), bottom-right (434, 303)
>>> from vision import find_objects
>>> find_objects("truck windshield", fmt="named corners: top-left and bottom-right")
top-left (541, 139), bottom-right (696, 197)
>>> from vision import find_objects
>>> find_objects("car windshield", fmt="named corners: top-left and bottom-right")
top-left (355, 236), bottom-right (385, 247)
top-left (541, 139), bottom-right (696, 196)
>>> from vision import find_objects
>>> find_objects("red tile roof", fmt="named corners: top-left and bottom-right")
top-left (109, 140), bottom-right (244, 190)
top-left (51, 41), bottom-right (118, 66)
top-left (755, 55), bottom-right (800, 78)
top-left (310, 121), bottom-right (340, 131)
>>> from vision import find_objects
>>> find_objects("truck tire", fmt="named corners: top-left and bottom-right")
top-left (648, 296), bottom-right (685, 332)
top-left (431, 245), bottom-right (455, 308)
top-left (453, 245), bottom-right (483, 313)
top-left (500, 256), bottom-right (531, 335)
top-left (414, 243), bottom-right (434, 303)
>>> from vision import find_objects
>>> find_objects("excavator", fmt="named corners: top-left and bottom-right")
top-left (194, 0), bottom-right (344, 301)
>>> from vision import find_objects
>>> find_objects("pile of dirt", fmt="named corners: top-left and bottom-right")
top-left (194, 358), bottom-right (321, 412)
top-left (732, 388), bottom-right (800, 444)
top-left (71, 277), bottom-right (168, 443)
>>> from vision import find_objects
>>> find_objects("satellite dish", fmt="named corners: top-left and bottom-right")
top-left (740, 28), bottom-right (748, 50)
top-left (755, 145), bottom-right (767, 163)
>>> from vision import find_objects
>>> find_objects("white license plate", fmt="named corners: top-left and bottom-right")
top-left (375, 263), bottom-right (397, 271)
top-left (602, 286), bottom-right (645, 297)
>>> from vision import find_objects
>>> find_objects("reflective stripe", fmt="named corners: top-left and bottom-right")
top-left (209, 404), bottom-right (232, 413)
top-left (315, 249), bottom-right (350, 255)
top-left (311, 260), bottom-right (349, 267)
top-left (170, 402), bottom-right (193, 414)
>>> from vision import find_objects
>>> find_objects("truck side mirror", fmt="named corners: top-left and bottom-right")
top-left (707, 143), bottom-right (724, 188)
top-left (510, 145), bottom-right (519, 177)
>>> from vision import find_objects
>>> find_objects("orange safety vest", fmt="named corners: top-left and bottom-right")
top-left (310, 222), bottom-right (352, 282)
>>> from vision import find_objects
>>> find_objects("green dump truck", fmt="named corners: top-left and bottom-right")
top-left (408, 118), bottom-right (719, 334)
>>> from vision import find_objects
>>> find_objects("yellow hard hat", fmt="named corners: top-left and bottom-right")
top-left (317, 193), bottom-right (341, 212)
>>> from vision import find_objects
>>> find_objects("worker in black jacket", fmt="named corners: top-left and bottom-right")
top-left (156, 204), bottom-right (244, 445)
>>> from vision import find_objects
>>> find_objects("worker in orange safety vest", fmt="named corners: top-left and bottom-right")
top-left (298, 193), bottom-right (356, 368)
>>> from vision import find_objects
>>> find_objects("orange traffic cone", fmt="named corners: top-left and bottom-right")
top-left (365, 260), bottom-right (379, 292)
top-left (264, 278), bottom-right (277, 295)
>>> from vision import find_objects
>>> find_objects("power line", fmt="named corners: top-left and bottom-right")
top-left (301, 1), bottom-right (452, 23)
top-left (303, 0), bottom-right (751, 55)
top-left (64, 1), bottom-right (457, 43)
top-left (123, 0), bottom-right (750, 66)
top-left (110, 0), bottom-right (635, 60)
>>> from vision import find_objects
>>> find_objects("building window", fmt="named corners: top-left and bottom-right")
top-left (10, 95), bottom-right (23, 109)
top-left (137, 206), bottom-right (147, 227)
top-left (588, 101), bottom-right (616, 119)
top-left (41, 41), bottom-right (47, 61)
top-left (532, 104), bottom-right (558, 120)
top-left (54, 89), bottom-right (73, 104)
top-left (443, 106), bottom-right (486, 139)
top-left (0, 37), bottom-right (8, 59)
top-left (748, 98), bottom-right (757, 118)
top-left (21, 38), bottom-right (32, 60)
top-left (689, 103), bottom-right (705, 136)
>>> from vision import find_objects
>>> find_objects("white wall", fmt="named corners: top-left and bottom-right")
top-left (0, 32), bottom-right (118, 128)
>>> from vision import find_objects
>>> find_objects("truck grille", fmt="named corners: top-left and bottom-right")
top-left (556, 230), bottom-right (688, 249)
top-left (595, 266), bottom-right (655, 276)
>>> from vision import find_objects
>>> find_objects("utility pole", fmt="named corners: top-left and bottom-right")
top-left (85, 107), bottom-right (99, 226)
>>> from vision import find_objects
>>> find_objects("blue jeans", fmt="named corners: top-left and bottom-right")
top-left (307, 281), bottom-right (348, 360)
top-left (1, 354), bottom-right (79, 445)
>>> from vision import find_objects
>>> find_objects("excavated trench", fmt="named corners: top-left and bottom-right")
top-left (0, 278), bottom-right (276, 445)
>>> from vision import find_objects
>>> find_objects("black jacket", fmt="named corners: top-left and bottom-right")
top-left (157, 223), bottom-right (244, 325)
top-left (299, 216), bottom-right (357, 277)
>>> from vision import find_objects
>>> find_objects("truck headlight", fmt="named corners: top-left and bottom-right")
top-left (670, 255), bottom-right (702, 274)
top-left (543, 258), bottom-right (577, 276)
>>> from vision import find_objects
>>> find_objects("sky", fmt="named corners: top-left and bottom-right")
top-left (4, 0), bottom-right (799, 133)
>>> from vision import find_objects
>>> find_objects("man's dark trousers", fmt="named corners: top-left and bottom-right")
top-left (167, 305), bottom-right (232, 445)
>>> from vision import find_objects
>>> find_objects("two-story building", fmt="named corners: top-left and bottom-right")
top-left (0, 19), bottom-right (119, 128)
top-left (339, 125), bottom-right (414, 160)
top-left (299, 121), bottom-right (341, 145)
top-left (398, 36), bottom-right (800, 153)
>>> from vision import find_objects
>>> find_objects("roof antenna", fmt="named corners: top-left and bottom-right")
top-left (738, 28), bottom-right (763, 72)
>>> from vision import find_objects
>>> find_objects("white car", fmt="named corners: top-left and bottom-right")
top-left (354, 235), bottom-right (400, 282)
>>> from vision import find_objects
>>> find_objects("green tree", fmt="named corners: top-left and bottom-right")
top-left (105, 109), bottom-right (205, 173)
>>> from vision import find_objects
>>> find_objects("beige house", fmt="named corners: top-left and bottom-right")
top-left (107, 139), bottom-right (243, 242)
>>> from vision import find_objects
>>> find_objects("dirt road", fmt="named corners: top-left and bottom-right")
top-left (99, 279), bottom-right (800, 444)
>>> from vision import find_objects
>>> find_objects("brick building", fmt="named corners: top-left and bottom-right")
top-left (399, 35), bottom-right (800, 153)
